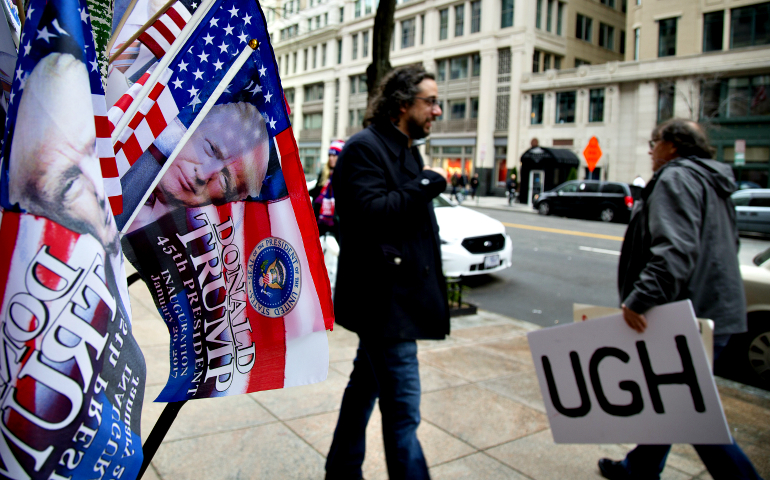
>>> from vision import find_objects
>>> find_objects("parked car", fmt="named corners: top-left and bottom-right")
top-left (716, 247), bottom-right (770, 389)
top-left (731, 189), bottom-right (770, 235)
top-left (533, 180), bottom-right (641, 223)
top-left (433, 194), bottom-right (513, 277)
top-left (737, 180), bottom-right (762, 190)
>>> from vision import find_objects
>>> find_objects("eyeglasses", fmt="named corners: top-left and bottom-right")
top-left (415, 96), bottom-right (440, 107)
top-left (648, 139), bottom-right (657, 149)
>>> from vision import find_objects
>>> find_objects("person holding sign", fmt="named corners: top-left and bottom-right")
top-left (598, 119), bottom-right (762, 480)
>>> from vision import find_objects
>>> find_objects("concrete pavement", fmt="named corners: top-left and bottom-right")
top-left (127, 278), bottom-right (770, 480)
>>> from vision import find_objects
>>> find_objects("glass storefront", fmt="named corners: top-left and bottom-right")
top-left (431, 145), bottom-right (475, 182)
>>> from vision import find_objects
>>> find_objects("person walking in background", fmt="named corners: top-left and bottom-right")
top-left (326, 65), bottom-right (449, 480)
top-left (506, 173), bottom-right (518, 205)
top-left (450, 171), bottom-right (460, 202)
top-left (470, 172), bottom-right (480, 199)
top-left (597, 118), bottom-right (762, 480)
top-left (311, 139), bottom-right (345, 240)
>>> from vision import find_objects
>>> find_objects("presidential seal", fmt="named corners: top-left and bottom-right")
top-left (246, 237), bottom-right (302, 317)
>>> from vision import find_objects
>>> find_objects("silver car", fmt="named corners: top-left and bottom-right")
top-left (731, 189), bottom-right (770, 235)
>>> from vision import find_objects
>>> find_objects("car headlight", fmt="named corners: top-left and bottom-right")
top-left (533, 194), bottom-right (539, 201)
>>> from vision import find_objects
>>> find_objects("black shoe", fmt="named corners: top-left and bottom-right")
top-left (598, 458), bottom-right (631, 480)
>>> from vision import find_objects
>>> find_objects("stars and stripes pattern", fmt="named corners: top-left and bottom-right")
top-left (109, 0), bottom-right (289, 216)
top-left (138, 1), bottom-right (192, 59)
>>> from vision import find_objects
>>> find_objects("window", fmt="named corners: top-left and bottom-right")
top-left (293, 51), bottom-right (297, 72)
top-left (335, 79), bottom-right (339, 99)
top-left (364, 0), bottom-right (373, 15)
top-left (449, 100), bottom-right (466, 119)
top-left (285, 88), bottom-right (295, 105)
top-left (312, 46), bottom-right (317, 69)
top-left (557, 2), bottom-right (564, 35)
top-left (600, 0), bottom-right (615, 7)
top-left (470, 98), bottom-right (479, 118)
top-left (324, 13), bottom-right (328, 25)
top-left (634, 27), bottom-right (640, 60)
top-left (304, 83), bottom-right (324, 101)
top-left (658, 18), bottom-right (677, 57)
top-left (450, 56), bottom-right (468, 79)
top-left (471, 1), bottom-right (481, 33)
top-left (303, 113), bottom-right (323, 130)
top-left (303, 48), bottom-right (308, 71)
top-left (554, 56), bottom-right (561, 69)
top-left (455, 5), bottom-right (464, 36)
top-left (421, 15), bottom-right (425, 43)
top-left (437, 59), bottom-right (446, 81)
top-left (299, 148), bottom-right (320, 179)
top-left (576, 14), bottom-right (592, 42)
top-left (322, 43), bottom-right (327, 66)
top-left (620, 30), bottom-right (625, 55)
top-left (440, 9), bottom-right (449, 39)
top-left (531, 94), bottom-right (544, 124)
top-left (702, 75), bottom-right (770, 118)
top-left (363, 31), bottom-right (369, 57)
top-left (349, 74), bottom-right (367, 94)
top-left (339, 6), bottom-right (344, 23)
top-left (472, 53), bottom-right (481, 76)
top-left (731, 3), bottom-right (770, 49)
top-left (532, 50), bottom-right (540, 73)
top-left (703, 10), bottom-right (724, 52)
top-left (316, 16), bottom-right (321, 29)
top-left (355, 0), bottom-right (361, 17)
top-left (352, 33), bottom-right (358, 60)
top-left (498, 48), bottom-right (511, 74)
top-left (536, 0), bottom-right (542, 29)
top-left (308, 18), bottom-right (312, 31)
top-left (556, 91), bottom-right (576, 123)
top-left (337, 39), bottom-right (342, 64)
top-left (589, 88), bottom-right (604, 122)
top-left (501, 0), bottom-right (514, 28)
top-left (544, 53), bottom-right (551, 70)
top-left (657, 82), bottom-right (675, 122)
top-left (599, 23), bottom-right (614, 50)
top-left (575, 58), bottom-right (590, 67)
top-left (402, 18), bottom-right (415, 48)
top-left (546, 0), bottom-right (553, 32)
top-left (495, 90), bottom-right (509, 130)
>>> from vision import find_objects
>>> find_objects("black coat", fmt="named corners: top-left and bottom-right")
top-left (618, 157), bottom-right (747, 336)
top-left (332, 122), bottom-right (450, 339)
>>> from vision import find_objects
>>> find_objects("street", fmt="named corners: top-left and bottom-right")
top-left (460, 207), bottom-right (770, 329)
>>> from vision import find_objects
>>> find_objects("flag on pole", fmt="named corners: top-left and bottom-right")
top-left (0, 0), bottom-right (146, 478)
top-left (117, 0), bottom-right (335, 402)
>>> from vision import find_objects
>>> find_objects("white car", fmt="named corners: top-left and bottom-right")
top-left (433, 194), bottom-right (513, 277)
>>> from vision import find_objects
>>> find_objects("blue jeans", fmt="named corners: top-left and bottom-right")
top-left (326, 337), bottom-right (429, 480)
top-left (620, 335), bottom-right (763, 480)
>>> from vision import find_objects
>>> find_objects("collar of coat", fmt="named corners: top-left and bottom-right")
top-left (369, 121), bottom-right (422, 177)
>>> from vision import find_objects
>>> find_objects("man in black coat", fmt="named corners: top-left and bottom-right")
top-left (598, 119), bottom-right (762, 480)
top-left (325, 65), bottom-right (448, 480)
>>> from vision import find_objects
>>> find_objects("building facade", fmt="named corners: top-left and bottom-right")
top-left (267, 0), bottom-right (626, 195)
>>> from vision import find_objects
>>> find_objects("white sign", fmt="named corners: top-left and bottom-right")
top-left (528, 300), bottom-right (730, 444)
top-left (735, 139), bottom-right (746, 166)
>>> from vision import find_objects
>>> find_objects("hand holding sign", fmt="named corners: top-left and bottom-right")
top-left (528, 300), bottom-right (729, 444)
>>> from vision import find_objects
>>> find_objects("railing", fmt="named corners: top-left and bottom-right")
top-left (432, 118), bottom-right (478, 133)
top-left (300, 128), bottom-right (322, 141)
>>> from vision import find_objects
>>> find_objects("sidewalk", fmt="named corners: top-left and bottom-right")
top-left (129, 280), bottom-right (770, 480)
top-left (448, 194), bottom-right (537, 214)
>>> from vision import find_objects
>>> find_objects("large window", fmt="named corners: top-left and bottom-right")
top-left (532, 50), bottom-right (540, 73)
top-left (589, 88), bottom-right (605, 122)
top-left (349, 74), bottom-right (368, 94)
top-left (546, 0), bottom-right (553, 32)
top-left (658, 18), bottom-right (677, 57)
top-left (471, 1), bottom-right (481, 33)
top-left (352, 34), bottom-right (358, 60)
top-left (402, 18), bottom-right (415, 48)
top-left (470, 98), bottom-right (479, 119)
top-left (437, 60), bottom-right (446, 81)
top-left (600, 0), bottom-right (615, 7)
top-left (576, 14), bottom-right (593, 42)
top-left (337, 39), bottom-right (342, 64)
top-left (536, 0), bottom-right (542, 29)
top-left (421, 15), bottom-right (425, 43)
top-left (304, 83), bottom-right (324, 102)
top-left (439, 9), bottom-right (449, 39)
top-left (620, 30), bottom-right (625, 55)
top-left (303, 113), bottom-right (323, 130)
top-left (703, 10), bottom-right (724, 52)
top-left (450, 56), bottom-right (468, 79)
top-left (657, 82), bottom-right (675, 122)
top-left (701, 75), bottom-right (770, 119)
top-left (731, 3), bottom-right (770, 49)
top-left (299, 148), bottom-right (320, 180)
top-left (455, 4), bottom-right (464, 36)
top-left (322, 43), bottom-right (327, 66)
top-left (557, 2), bottom-right (564, 35)
top-left (472, 53), bottom-right (481, 76)
top-left (556, 91), bottom-right (576, 123)
top-left (449, 100), bottom-right (466, 119)
top-left (531, 93), bottom-right (544, 124)
top-left (501, 0), bottom-right (514, 28)
top-left (599, 23), bottom-right (614, 50)
top-left (362, 31), bottom-right (369, 57)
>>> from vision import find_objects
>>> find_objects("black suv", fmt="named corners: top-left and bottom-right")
top-left (533, 180), bottom-right (642, 223)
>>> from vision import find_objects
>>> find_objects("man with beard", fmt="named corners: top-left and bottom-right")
top-left (326, 65), bottom-right (448, 480)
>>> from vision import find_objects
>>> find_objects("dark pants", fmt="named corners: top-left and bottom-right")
top-left (326, 337), bottom-right (429, 480)
top-left (620, 335), bottom-right (763, 480)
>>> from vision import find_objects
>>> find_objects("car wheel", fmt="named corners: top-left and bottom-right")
top-left (538, 202), bottom-right (550, 216)
top-left (600, 206), bottom-right (615, 222)
top-left (747, 327), bottom-right (770, 385)
top-left (715, 313), bottom-right (770, 389)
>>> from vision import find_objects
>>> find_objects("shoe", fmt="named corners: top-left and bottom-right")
top-left (598, 458), bottom-right (631, 480)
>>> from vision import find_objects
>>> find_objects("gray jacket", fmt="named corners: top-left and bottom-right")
top-left (618, 157), bottom-right (747, 335)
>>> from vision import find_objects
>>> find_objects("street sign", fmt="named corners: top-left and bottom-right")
top-left (583, 137), bottom-right (602, 172)
top-left (735, 139), bottom-right (746, 166)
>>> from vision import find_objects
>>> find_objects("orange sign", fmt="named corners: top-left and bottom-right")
top-left (583, 136), bottom-right (603, 172)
